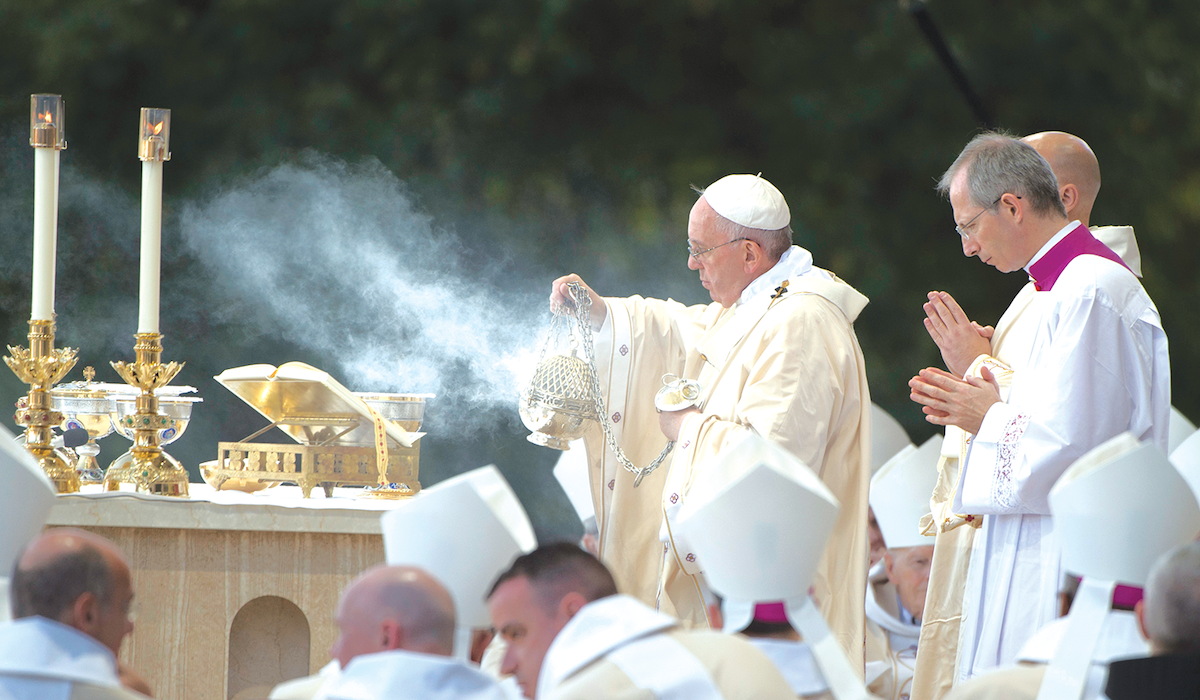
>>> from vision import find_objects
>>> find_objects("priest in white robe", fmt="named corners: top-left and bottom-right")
top-left (909, 133), bottom-right (1170, 681)
top-left (910, 131), bottom-right (1147, 700)
top-left (549, 173), bottom-right (871, 666)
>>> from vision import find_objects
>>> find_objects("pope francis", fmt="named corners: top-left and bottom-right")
top-left (549, 173), bottom-right (872, 667)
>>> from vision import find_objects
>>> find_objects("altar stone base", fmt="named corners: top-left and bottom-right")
top-left (45, 485), bottom-right (395, 700)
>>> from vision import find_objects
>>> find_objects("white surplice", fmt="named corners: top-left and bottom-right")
top-left (0, 617), bottom-right (145, 700)
top-left (317, 649), bottom-right (504, 700)
top-left (538, 595), bottom-right (796, 700)
top-left (952, 225), bottom-right (1170, 680)
top-left (583, 246), bottom-right (871, 668)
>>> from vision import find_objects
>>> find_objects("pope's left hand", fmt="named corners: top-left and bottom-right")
top-left (658, 406), bottom-right (700, 442)
top-left (908, 366), bottom-right (1001, 435)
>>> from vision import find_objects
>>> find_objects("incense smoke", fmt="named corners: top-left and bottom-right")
top-left (178, 153), bottom-right (551, 436)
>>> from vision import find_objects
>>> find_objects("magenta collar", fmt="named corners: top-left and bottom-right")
top-left (1028, 223), bottom-right (1130, 291)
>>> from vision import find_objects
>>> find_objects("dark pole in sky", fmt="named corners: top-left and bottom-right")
top-left (904, 0), bottom-right (997, 129)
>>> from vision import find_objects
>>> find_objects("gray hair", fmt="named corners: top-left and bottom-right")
top-left (937, 131), bottom-right (1066, 218)
top-left (1143, 541), bottom-right (1200, 654)
top-left (11, 545), bottom-right (115, 620)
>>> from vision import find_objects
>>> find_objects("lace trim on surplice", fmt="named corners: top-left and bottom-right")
top-left (992, 412), bottom-right (1031, 512)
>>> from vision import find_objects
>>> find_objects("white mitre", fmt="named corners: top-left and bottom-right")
top-left (380, 465), bottom-right (537, 657)
top-left (1038, 433), bottom-right (1200, 700)
top-left (1091, 225), bottom-right (1142, 278)
top-left (1169, 429), bottom-right (1200, 504)
top-left (870, 404), bottom-right (913, 476)
top-left (552, 441), bottom-right (594, 525)
top-left (1169, 406), bottom-right (1197, 455)
top-left (675, 433), bottom-right (870, 700)
top-left (702, 174), bottom-right (790, 230)
top-left (0, 423), bottom-right (58, 623)
top-left (869, 435), bottom-right (941, 549)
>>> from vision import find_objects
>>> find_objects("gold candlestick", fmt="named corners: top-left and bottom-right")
top-left (104, 333), bottom-right (189, 497)
top-left (5, 320), bottom-right (79, 493)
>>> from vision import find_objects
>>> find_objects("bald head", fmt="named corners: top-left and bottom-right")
top-left (331, 565), bottom-right (457, 667)
top-left (12, 529), bottom-right (135, 656)
top-left (1141, 541), bottom-right (1200, 655)
top-left (1023, 132), bottom-right (1101, 227)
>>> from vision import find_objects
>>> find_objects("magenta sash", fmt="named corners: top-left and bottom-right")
top-left (1029, 224), bottom-right (1130, 291)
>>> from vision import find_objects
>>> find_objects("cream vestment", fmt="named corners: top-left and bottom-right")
top-left (583, 245), bottom-right (871, 667)
top-left (0, 617), bottom-right (149, 700)
top-left (539, 595), bottom-right (795, 700)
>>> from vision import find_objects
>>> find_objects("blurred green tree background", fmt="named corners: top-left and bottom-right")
top-left (0, 0), bottom-right (1196, 541)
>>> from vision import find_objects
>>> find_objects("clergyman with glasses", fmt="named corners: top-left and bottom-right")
top-left (548, 173), bottom-right (873, 669)
top-left (908, 132), bottom-right (1169, 683)
top-left (909, 131), bottom-right (1148, 700)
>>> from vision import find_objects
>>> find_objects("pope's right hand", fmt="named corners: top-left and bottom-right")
top-left (550, 274), bottom-right (607, 330)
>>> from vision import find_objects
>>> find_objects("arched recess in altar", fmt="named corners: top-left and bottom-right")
top-left (227, 595), bottom-right (311, 700)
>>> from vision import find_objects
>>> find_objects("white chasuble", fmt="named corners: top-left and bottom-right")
top-left (950, 238), bottom-right (1169, 681)
top-left (582, 246), bottom-right (872, 671)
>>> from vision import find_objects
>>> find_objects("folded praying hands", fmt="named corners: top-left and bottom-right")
top-left (922, 291), bottom-right (993, 377)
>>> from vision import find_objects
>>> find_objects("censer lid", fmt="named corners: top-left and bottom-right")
top-left (214, 362), bottom-right (421, 448)
top-left (525, 353), bottom-right (601, 420)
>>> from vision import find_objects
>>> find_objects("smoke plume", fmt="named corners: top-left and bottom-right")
top-left (179, 153), bottom-right (553, 436)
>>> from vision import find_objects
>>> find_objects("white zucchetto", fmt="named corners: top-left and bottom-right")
top-left (703, 174), bottom-right (791, 230)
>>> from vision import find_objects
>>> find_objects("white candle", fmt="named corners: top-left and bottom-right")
top-left (138, 159), bottom-right (163, 334)
top-left (31, 146), bottom-right (58, 321)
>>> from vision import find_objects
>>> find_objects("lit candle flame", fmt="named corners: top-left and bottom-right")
top-left (152, 121), bottom-right (164, 136)
top-left (40, 112), bottom-right (53, 125)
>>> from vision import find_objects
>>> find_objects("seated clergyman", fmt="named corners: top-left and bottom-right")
top-left (487, 542), bottom-right (795, 700)
top-left (1105, 541), bottom-right (1200, 700)
top-left (0, 528), bottom-right (151, 699)
top-left (271, 564), bottom-right (504, 700)
top-left (865, 437), bottom-right (942, 699)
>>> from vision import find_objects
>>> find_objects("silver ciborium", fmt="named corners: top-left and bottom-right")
top-left (50, 367), bottom-right (115, 483)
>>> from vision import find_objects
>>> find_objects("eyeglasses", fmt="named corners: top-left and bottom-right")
top-left (687, 237), bottom-right (750, 259)
top-left (955, 195), bottom-right (1020, 240)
